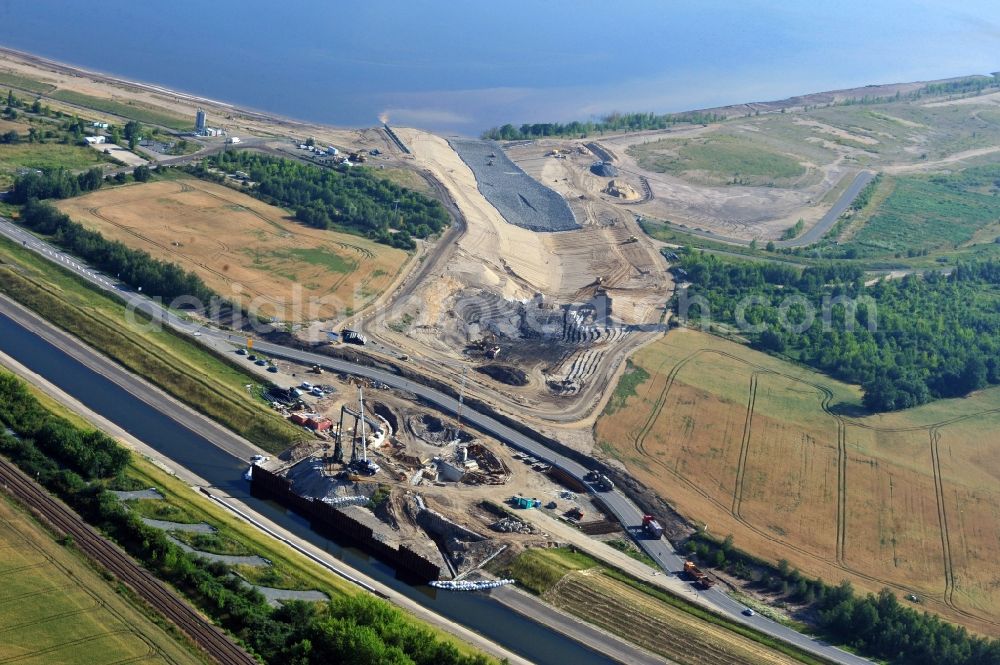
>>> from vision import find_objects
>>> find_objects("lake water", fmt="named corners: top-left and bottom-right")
top-left (1, 1), bottom-right (999, 134)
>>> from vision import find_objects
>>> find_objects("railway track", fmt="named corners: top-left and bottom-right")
top-left (0, 457), bottom-right (257, 665)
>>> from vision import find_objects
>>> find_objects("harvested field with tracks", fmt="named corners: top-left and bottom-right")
top-left (0, 483), bottom-right (212, 665)
top-left (596, 328), bottom-right (1000, 636)
top-left (55, 178), bottom-right (408, 321)
top-left (547, 570), bottom-right (801, 665)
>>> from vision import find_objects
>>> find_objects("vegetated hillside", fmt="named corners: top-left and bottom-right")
top-left (822, 166), bottom-right (1000, 259)
top-left (196, 151), bottom-right (450, 250)
top-left (596, 328), bottom-right (1000, 646)
top-left (627, 132), bottom-right (808, 187)
top-left (673, 251), bottom-right (1000, 411)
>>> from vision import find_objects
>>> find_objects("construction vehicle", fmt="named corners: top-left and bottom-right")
top-left (309, 364), bottom-right (324, 374)
top-left (683, 561), bottom-right (716, 589)
top-left (641, 514), bottom-right (664, 539)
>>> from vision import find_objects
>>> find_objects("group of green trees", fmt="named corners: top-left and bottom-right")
top-left (0, 372), bottom-right (489, 665)
top-left (482, 110), bottom-right (724, 141)
top-left (9, 167), bottom-right (106, 202)
top-left (0, 374), bottom-right (129, 479)
top-left (18, 199), bottom-right (213, 304)
top-left (674, 251), bottom-right (1000, 410)
top-left (2, 88), bottom-right (146, 148)
top-left (192, 152), bottom-right (449, 250)
top-left (687, 533), bottom-right (1000, 665)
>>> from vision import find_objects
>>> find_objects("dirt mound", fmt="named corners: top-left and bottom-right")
top-left (604, 179), bottom-right (640, 200)
top-left (475, 364), bottom-right (529, 386)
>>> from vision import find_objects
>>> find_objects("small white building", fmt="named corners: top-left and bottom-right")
top-left (84, 135), bottom-right (107, 145)
top-left (227, 136), bottom-right (241, 144)
top-left (92, 122), bottom-right (109, 129)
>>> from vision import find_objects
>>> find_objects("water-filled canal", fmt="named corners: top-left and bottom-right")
top-left (0, 311), bottom-right (616, 665)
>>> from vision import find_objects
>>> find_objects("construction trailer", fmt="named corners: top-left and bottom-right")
top-left (683, 561), bottom-right (716, 589)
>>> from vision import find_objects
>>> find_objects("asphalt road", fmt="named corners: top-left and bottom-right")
top-left (0, 216), bottom-right (872, 665)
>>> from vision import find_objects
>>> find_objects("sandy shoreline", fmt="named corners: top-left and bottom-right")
top-left (0, 44), bottom-right (377, 148)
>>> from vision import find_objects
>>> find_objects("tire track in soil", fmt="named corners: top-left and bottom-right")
top-left (732, 371), bottom-right (761, 520)
top-left (929, 428), bottom-right (959, 615)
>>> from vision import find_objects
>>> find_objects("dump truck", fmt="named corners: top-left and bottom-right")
top-left (683, 561), bottom-right (716, 589)
top-left (641, 514), bottom-right (664, 539)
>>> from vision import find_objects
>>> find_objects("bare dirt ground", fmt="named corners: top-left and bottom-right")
top-left (509, 130), bottom-right (858, 242)
top-left (352, 128), bottom-right (671, 434)
top-left (89, 142), bottom-right (149, 167)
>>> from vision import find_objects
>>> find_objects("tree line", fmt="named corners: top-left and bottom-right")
top-left (193, 151), bottom-right (450, 251)
top-left (0, 371), bottom-right (491, 665)
top-left (687, 533), bottom-right (1000, 665)
top-left (19, 199), bottom-right (212, 303)
top-left (673, 250), bottom-right (1000, 411)
top-left (10, 167), bottom-right (107, 202)
top-left (482, 110), bottom-right (724, 141)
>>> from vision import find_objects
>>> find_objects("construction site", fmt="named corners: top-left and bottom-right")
top-left (249, 359), bottom-right (623, 582)
top-left (350, 128), bottom-right (672, 426)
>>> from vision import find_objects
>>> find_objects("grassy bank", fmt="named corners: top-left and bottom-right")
top-left (0, 234), bottom-right (305, 453)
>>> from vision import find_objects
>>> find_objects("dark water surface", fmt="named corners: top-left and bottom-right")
top-left (1, 0), bottom-right (999, 133)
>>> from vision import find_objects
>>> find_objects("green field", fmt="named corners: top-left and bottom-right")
top-left (0, 493), bottom-right (209, 665)
top-left (0, 142), bottom-right (108, 188)
top-left (50, 90), bottom-right (190, 131)
top-left (628, 133), bottom-right (807, 186)
top-left (0, 235), bottom-right (307, 453)
top-left (843, 168), bottom-right (1000, 257)
top-left (254, 246), bottom-right (357, 275)
top-left (0, 72), bottom-right (56, 94)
